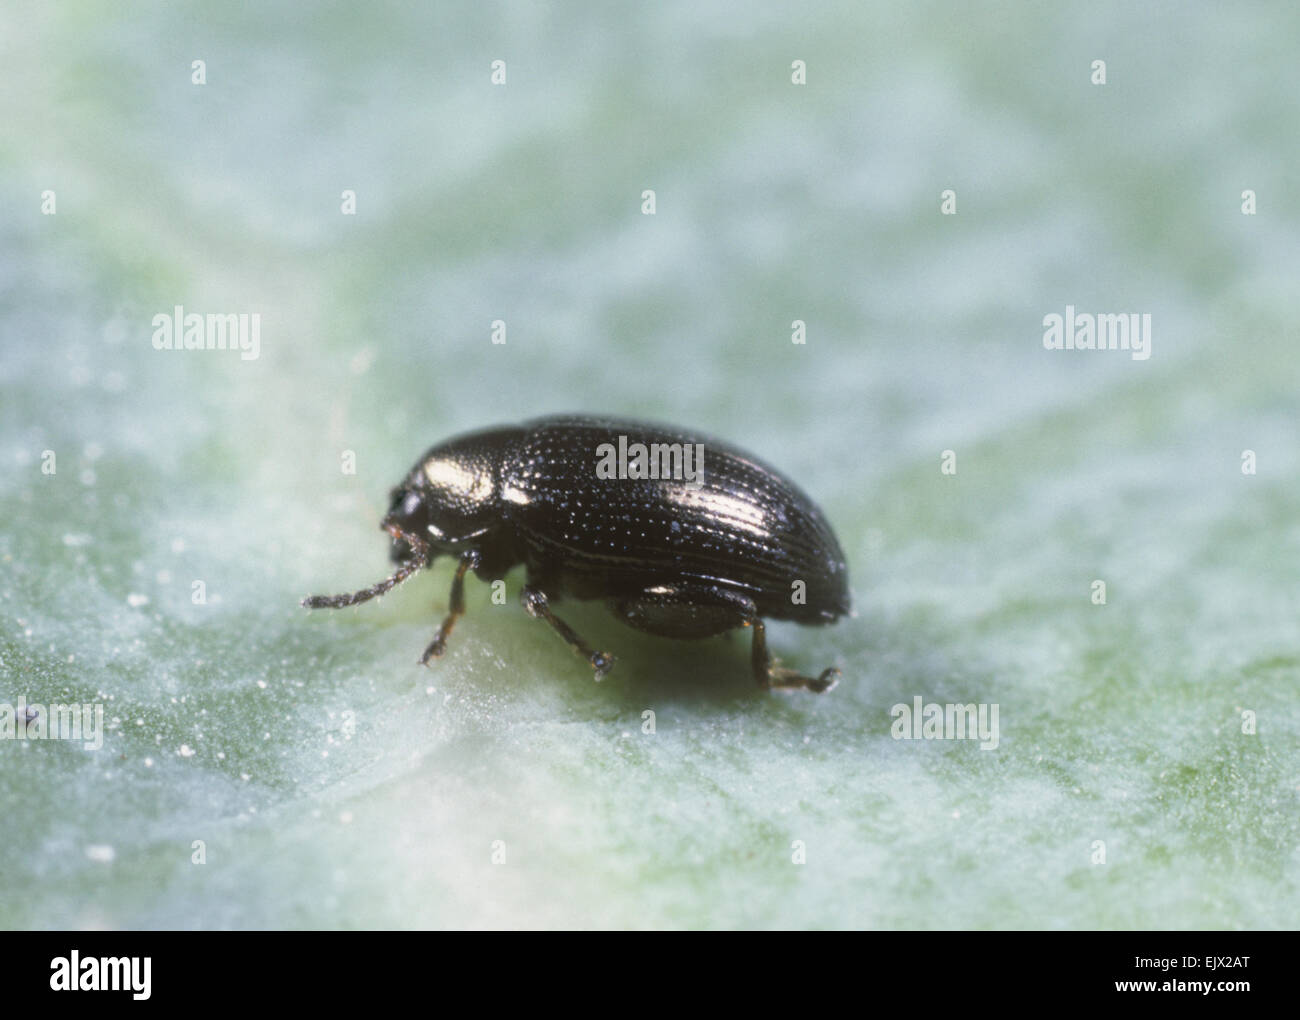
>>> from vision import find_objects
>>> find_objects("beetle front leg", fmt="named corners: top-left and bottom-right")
top-left (746, 616), bottom-right (840, 694)
top-left (520, 585), bottom-right (615, 680)
top-left (420, 549), bottom-right (481, 665)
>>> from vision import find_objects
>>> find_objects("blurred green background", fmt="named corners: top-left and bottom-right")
top-left (1, 1), bottom-right (1297, 929)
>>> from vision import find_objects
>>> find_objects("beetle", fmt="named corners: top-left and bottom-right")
top-left (302, 415), bottom-right (850, 692)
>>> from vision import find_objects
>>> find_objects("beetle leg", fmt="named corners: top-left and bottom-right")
top-left (520, 585), bottom-right (615, 680)
top-left (420, 549), bottom-right (481, 664)
top-left (612, 584), bottom-right (839, 693)
top-left (746, 616), bottom-right (840, 694)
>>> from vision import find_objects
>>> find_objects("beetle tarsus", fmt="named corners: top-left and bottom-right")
top-left (762, 664), bottom-right (840, 694)
top-left (590, 651), bottom-right (616, 681)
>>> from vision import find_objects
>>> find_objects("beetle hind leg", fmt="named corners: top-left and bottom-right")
top-left (612, 583), bottom-right (839, 693)
top-left (521, 585), bottom-right (615, 680)
top-left (746, 616), bottom-right (840, 694)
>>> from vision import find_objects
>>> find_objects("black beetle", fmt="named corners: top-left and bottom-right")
top-left (302, 415), bottom-right (850, 692)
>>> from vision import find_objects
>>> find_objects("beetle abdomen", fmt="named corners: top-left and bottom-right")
top-left (500, 416), bottom-right (850, 622)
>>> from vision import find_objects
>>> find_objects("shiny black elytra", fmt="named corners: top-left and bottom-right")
top-left (302, 415), bottom-right (850, 692)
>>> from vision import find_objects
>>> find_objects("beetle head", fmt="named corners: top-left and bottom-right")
top-left (383, 438), bottom-right (503, 561)
top-left (302, 429), bottom-right (515, 612)
top-left (384, 487), bottom-right (430, 563)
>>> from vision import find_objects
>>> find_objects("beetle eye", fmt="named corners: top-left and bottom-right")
top-left (387, 488), bottom-right (422, 520)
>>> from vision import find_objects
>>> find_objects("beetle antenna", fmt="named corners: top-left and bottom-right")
top-left (301, 532), bottom-right (430, 609)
